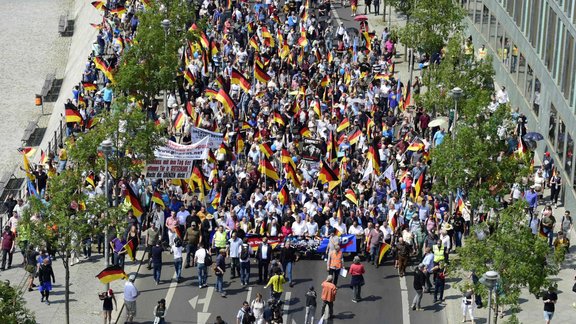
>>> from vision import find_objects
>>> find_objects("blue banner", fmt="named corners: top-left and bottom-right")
top-left (316, 234), bottom-right (357, 253)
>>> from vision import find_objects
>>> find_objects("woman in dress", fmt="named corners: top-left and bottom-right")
top-left (100, 289), bottom-right (117, 324)
top-left (251, 292), bottom-right (265, 324)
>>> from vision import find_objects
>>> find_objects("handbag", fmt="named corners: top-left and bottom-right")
top-left (340, 267), bottom-right (348, 278)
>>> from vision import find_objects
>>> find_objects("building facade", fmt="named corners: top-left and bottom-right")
top-left (462, 0), bottom-right (576, 209)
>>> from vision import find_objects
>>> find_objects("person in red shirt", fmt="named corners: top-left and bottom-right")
top-left (1, 226), bottom-right (16, 270)
top-left (349, 256), bottom-right (365, 302)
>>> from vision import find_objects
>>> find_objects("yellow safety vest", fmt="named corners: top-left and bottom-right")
top-left (433, 245), bottom-right (444, 263)
top-left (478, 49), bottom-right (487, 60)
top-left (464, 44), bottom-right (473, 55)
top-left (512, 46), bottom-right (518, 56)
top-left (214, 231), bottom-right (227, 248)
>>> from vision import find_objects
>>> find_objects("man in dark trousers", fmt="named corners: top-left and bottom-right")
top-left (256, 237), bottom-right (273, 284)
top-left (151, 241), bottom-right (163, 285)
top-left (411, 264), bottom-right (427, 311)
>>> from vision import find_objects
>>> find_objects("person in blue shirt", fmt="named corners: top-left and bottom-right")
top-left (102, 83), bottom-right (113, 111)
top-left (433, 129), bottom-right (446, 147)
top-left (524, 186), bottom-right (538, 222)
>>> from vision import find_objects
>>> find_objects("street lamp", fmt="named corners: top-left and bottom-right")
top-left (480, 270), bottom-right (500, 324)
top-left (99, 139), bottom-right (114, 290)
top-left (161, 19), bottom-right (171, 117)
top-left (448, 87), bottom-right (464, 140)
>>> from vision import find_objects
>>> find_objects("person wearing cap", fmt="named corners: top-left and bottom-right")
top-left (320, 275), bottom-right (338, 320)
top-left (124, 274), bottom-right (139, 323)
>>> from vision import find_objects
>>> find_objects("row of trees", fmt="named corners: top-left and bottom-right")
top-left (18, 1), bottom-right (200, 323)
top-left (391, 1), bottom-right (563, 322)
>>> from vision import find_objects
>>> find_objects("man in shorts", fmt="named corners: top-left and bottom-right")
top-left (124, 274), bottom-right (139, 323)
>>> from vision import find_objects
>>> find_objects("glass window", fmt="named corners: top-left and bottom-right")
top-left (562, 33), bottom-right (575, 101)
top-left (550, 104), bottom-right (557, 148)
top-left (494, 21), bottom-right (503, 57)
top-left (482, 6), bottom-right (490, 39)
top-left (516, 49), bottom-right (526, 87)
top-left (553, 23), bottom-right (565, 81)
top-left (511, 43), bottom-right (519, 74)
top-left (529, 0), bottom-right (541, 47)
top-left (532, 77), bottom-right (541, 116)
top-left (502, 36), bottom-right (511, 69)
top-left (545, 10), bottom-right (557, 70)
top-left (514, 0), bottom-right (524, 27)
top-left (557, 117), bottom-right (566, 164)
top-left (566, 132), bottom-right (573, 177)
top-left (525, 64), bottom-right (534, 102)
top-left (506, 0), bottom-right (515, 16)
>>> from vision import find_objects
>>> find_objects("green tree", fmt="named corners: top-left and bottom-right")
top-left (397, 0), bottom-right (466, 56)
top-left (114, 0), bottom-right (198, 97)
top-left (0, 280), bottom-right (35, 324)
top-left (21, 170), bottom-right (109, 324)
top-left (456, 202), bottom-right (563, 320)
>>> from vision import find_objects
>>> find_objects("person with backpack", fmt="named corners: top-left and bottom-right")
top-left (250, 293), bottom-right (265, 324)
top-left (239, 239), bottom-right (251, 286)
top-left (195, 245), bottom-right (210, 288)
top-left (236, 301), bottom-right (256, 324)
top-left (304, 286), bottom-right (317, 324)
top-left (153, 299), bottom-right (167, 324)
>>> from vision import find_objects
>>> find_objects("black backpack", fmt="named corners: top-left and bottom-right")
top-left (204, 251), bottom-right (213, 267)
top-left (242, 308), bottom-right (256, 324)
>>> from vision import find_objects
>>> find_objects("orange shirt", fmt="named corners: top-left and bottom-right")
top-left (321, 281), bottom-right (337, 302)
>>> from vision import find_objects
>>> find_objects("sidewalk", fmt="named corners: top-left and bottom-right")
top-left (0, 246), bottom-right (144, 323)
top-left (358, 5), bottom-right (576, 324)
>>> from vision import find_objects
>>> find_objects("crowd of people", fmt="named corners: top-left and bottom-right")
top-left (1, 0), bottom-right (574, 323)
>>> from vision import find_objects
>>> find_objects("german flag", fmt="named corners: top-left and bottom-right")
top-left (278, 184), bottom-right (290, 205)
top-left (82, 82), bottom-right (97, 91)
top-left (290, 99), bottom-right (301, 115)
top-left (18, 147), bottom-right (36, 158)
top-left (279, 42), bottom-right (290, 59)
top-left (403, 79), bottom-right (412, 111)
top-left (174, 226), bottom-right (184, 239)
top-left (362, 32), bottom-right (374, 51)
top-left (110, 6), bottom-right (126, 15)
top-left (253, 130), bottom-right (262, 142)
top-left (254, 64), bottom-right (270, 84)
top-left (241, 121), bottom-right (251, 130)
top-left (310, 99), bottom-right (321, 117)
top-left (90, 22), bottom-right (103, 29)
top-left (366, 118), bottom-right (375, 139)
top-left (231, 68), bottom-right (251, 93)
top-left (91, 1), bottom-right (107, 10)
top-left (374, 73), bottom-right (390, 80)
top-left (173, 111), bottom-right (185, 130)
top-left (39, 150), bottom-right (47, 165)
top-left (199, 31), bottom-right (210, 49)
top-left (204, 88), bottom-right (218, 99)
top-left (78, 94), bottom-right (86, 108)
top-left (320, 75), bottom-right (330, 87)
top-left (378, 242), bottom-right (391, 264)
top-left (273, 112), bottom-right (285, 126)
top-left (258, 158), bottom-right (279, 181)
top-left (318, 160), bottom-right (339, 184)
top-left (95, 265), bottom-right (127, 284)
top-left (85, 174), bottom-right (96, 188)
top-left (297, 35), bottom-right (308, 47)
top-left (152, 191), bottom-right (165, 208)
top-left (211, 191), bottom-right (221, 208)
top-left (216, 89), bottom-right (236, 118)
top-left (299, 126), bottom-right (311, 138)
top-left (538, 222), bottom-right (548, 239)
top-left (125, 185), bottom-right (144, 218)
top-left (86, 116), bottom-right (99, 129)
top-left (249, 35), bottom-right (259, 51)
top-left (259, 142), bottom-right (274, 158)
top-left (348, 129), bottom-right (362, 145)
top-left (207, 149), bottom-right (217, 164)
top-left (337, 118), bottom-right (350, 132)
top-left (412, 172), bottom-right (424, 199)
top-left (284, 162), bottom-right (301, 188)
top-left (327, 131), bottom-right (338, 163)
top-left (281, 149), bottom-right (292, 164)
top-left (367, 146), bottom-right (381, 176)
top-left (345, 189), bottom-right (358, 206)
top-left (201, 49), bottom-right (209, 74)
top-left (261, 26), bottom-right (272, 39)
top-left (300, 7), bottom-right (308, 21)
top-left (65, 108), bottom-right (82, 124)
top-left (236, 132), bottom-right (245, 153)
top-left (93, 57), bottom-right (114, 82)
top-left (210, 41), bottom-right (219, 57)
top-left (407, 141), bottom-right (424, 152)
top-left (123, 240), bottom-right (136, 261)
top-left (327, 51), bottom-right (333, 63)
top-left (183, 68), bottom-right (195, 85)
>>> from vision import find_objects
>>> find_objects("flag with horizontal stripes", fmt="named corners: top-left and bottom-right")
top-left (93, 57), bottom-right (114, 82)
top-left (85, 174), bottom-right (96, 188)
top-left (211, 191), bottom-right (221, 208)
top-left (378, 242), bottom-right (391, 264)
top-left (18, 147), bottom-right (36, 158)
top-left (337, 118), bottom-right (350, 132)
top-left (216, 89), bottom-right (236, 118)
top-left (91, 1), bottom-right (107, 10)
top-left (254, 64), bottom-right (271, 84)
top-left (96, 265), bottom-right (127, 284)
top-left (65, 108), bottom-right (82, 124)
top-left (152, 191), bottom-right (165, 208)
top-left (123, 240), bottom-right (136, 261)
top-left (348, 129), bottom-right (362, 145)
top-left (231, 68), bottom-right (251, 93)
top-left (236, 132), bottom-right (245, 153)
top-left (318, 160), bottom-right (339, 184)
top-left (299, 126), bottom-right (311, 138)
top-left (259, 142), bottom-right (274, 158)
top-left (125, 185), bottom-right (143, 218)
top-left (273, 112), bottom-right (285, 126)
top-left (345, 188), bottom-right (358, 206)
top-left (284, 162), bottom-right (301, 188)
top-left (258, 158), bottom-right (279, 181)
top-left (110, 6), bottom-right (126, 15)
top-left (39, 149), bottom-right (47, 164)
top-left (82, 82), bottom-right (97, 91)
top-left (278, 184), bottom-right (290, 205)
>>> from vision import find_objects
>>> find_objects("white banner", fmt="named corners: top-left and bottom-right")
top-left (190, 127), bottom-right (223, 149)
top-left (145, 137), bottom-right (209, 179)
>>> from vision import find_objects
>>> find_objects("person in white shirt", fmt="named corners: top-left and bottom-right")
top-left (496, 86), bottom-right (509, 104)
top-left (291, 216), bottom-right (308, 236)
top-left (124, 274), bottom-right (139, 323)
top-left (305, 216), bottom-right (319, 237)
top-left (172, 240), bottom-right (184, 282)
top-left (194, 246), bottom-right (208, 288)
top-left (176, 205), bottom-right (190, 226)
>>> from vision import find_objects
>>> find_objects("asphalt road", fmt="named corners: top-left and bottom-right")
top-left (117, 249), bottom-right (446, 323)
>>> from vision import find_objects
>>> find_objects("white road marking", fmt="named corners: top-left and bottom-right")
top-left (197, 312), bottom-right (211, 324)
top-left (283, 291), bottom-right (292, 324)
top-left (203, 286), bottom-right (214, 313)
top-left (399, 275), bottom-right (411, 324)
top-left (164, 272), bottom-right (179, 310)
